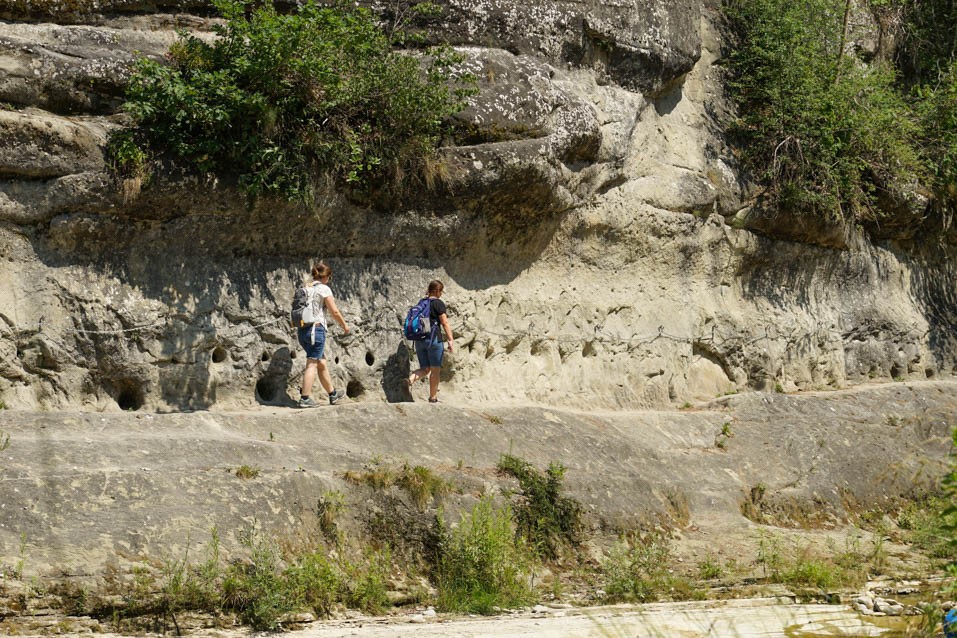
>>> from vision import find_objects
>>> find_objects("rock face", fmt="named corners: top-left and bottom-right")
top-left (0, 380), bottom-right (953, 582)
top-left (0, 0), bottom-right (954, 412)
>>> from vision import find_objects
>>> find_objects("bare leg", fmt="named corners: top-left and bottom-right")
top-left (316, 359), bottom-right (334, 394)
top-left (301, 359), bottom-right (319, 396)
top-left (409, 367), bottom-right (428, 385)
top-left (428, 366), bottom-right (441, 401)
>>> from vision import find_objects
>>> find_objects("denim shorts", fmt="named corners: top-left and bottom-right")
top-left (416, 339), bottom-right (444, 369)
top-left (297, 324), bottom-right (326, 360)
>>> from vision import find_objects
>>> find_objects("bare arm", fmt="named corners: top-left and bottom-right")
top-left (438, 312), bottom-right (453, 352)
top-left (324, 296), bottom-right (350, 334)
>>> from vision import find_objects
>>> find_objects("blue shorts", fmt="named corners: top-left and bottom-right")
top-left (297, 325), bottom-right (326, 360)
top-left (416, 339), bottom-right (444, 369)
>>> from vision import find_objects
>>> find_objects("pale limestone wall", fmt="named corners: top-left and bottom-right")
top-left (0, 5), bottom-right (953, 412)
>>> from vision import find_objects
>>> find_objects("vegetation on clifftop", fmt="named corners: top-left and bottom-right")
top-left (113, 0), bottom-right (474, 202)
top-left (725, 0), bottom-right (957, 228)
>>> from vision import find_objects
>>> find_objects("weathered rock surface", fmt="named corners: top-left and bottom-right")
top-left (0, 2), bottom-right (953, 412)
top-left (0, 380), bottom-right (953, 584)
top-left (0, 0), bottom-right (954, 629)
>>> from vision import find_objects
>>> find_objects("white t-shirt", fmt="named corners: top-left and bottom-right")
top-left (308, 282), bottom-right (333, 329)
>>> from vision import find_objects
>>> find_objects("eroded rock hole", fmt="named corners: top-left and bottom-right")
top-left (256, 376), bottom-right (283, 402)
top-left (505, 337), bottom-right (522, 354)
top-left (112, 379), bottom-right (144, 411)
top-left (261, 351), bottom-right (271, 362)
top-left (346, 379), bottom-right (365, 398)
top-left (365, 351), bottom-right (375, 366)
top-left (212, 346), bottom-right (228, 363)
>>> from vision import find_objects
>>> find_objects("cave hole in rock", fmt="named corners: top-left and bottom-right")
top-left (346, 379), bottom-right (365, 398)
top-left (256, 376), bottom-right (284, 402)
top-left (926, 367), bottom-right (936, 378)
top-left (890, 364), bottom-right (902, 379)
top-left (505, 337), bottom-right (522, 354)
top-left (261, 351), bottom-right (271, 362)
top-left (112, 379), bottom-right (145, 411)
top-left (365, 351), bottom-right (375, 366)
top-left (212, 346), bottom-right (228, 363)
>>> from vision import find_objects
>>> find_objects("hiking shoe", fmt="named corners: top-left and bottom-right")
top-left (329, 389), bottom-right (345, 405)
top-left (298, 396), bottom-right (320, 409)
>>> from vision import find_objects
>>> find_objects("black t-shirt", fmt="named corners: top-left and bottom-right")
top-left (429, 298), bottom-right (447, 340)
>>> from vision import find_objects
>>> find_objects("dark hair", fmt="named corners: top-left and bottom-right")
top-left (312, 261), bottom-right (332, 280)
top-left (427, 279), bottom-right (444, 295)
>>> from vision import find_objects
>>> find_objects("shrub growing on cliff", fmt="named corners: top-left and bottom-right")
top-left (725, 0), bottom-right (924, 223)
top-left (118, 0), bottom-right (474, 202)
top-left (914, 61), bottom-right (957, 221)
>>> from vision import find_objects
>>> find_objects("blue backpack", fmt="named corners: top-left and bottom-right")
top-left (403, 297), bottom-right (433, 341)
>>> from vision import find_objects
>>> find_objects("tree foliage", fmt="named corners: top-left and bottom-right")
top-left (915, 60), bottom-right (957, 219)
top-left (118, 0), bottom-right (474, 201)
top-left (726, 0), bottom-right (923, 222)
top-left (725, 0), bottom-right (956, 226)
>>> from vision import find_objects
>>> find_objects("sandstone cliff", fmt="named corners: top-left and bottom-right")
top-left (0, 0), bottom-right (954, 415)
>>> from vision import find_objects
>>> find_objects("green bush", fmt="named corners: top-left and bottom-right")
top-left (284, 551), bottom-right (341, 618)
top-left (725, 0), bottom-right (925, 222)
top-left (601, 532), bottom-right (692, 603)
top-left (915, 61), bottom-right (957, 219)
top-left (435, 498), bottom-right (536, 614)
top-left (340, 548), bottom-right (391, 615)
top-left (118, 0), bottom-right (474, 201)
top-left (221, 533), bottom-right (293, 631)
top-left (896, 0), bottom-right (957, 87)
top-left (496, 455), bottom-right (584, 559)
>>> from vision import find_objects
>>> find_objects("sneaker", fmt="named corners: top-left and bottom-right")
top-left (298, 396), bottom-right (320, 408)
top-left (328, 389), bottom-right (345, 405)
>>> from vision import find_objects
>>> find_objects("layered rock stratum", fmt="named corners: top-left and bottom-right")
top-left (0, 0), bottom-right (953, 412)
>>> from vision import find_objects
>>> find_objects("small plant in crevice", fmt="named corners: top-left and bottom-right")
top-left (741, 483), bottom-right (767, 524)
top-left (316, 491), bottom-right (345, 541)
top-left (235, 465), bottom-right (260, 479)
top-left (106, 129), bottom-right (150, 203)
top-left (697, 554), bottom-right (724, 580)
top-left (496, 454), bottom-right (584, 559)
top-left (0, 429), bottom-right (9, 451)
top-left (715, 420), bottom-right (734, 449)
top-left (343, 458), bottom-right (451, 511)
top-left (396, 463), bottom-right (451, 510)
